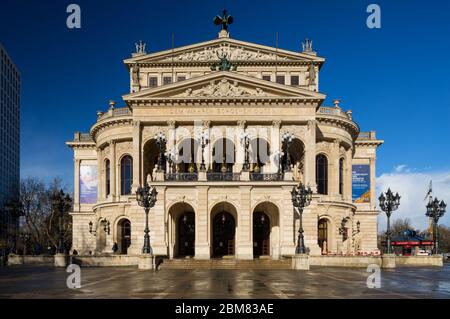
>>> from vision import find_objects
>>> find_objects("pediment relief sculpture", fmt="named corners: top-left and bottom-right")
top-left (177, 79), bottom-right (267, 98)
top-left (163, 45), bottom-right (288, 62)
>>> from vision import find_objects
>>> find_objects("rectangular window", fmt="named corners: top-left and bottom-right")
top-left (163, 76), bottom-right (172, 85)
top-left (291, 75), bottom-right (299, 86)
top-left (148, 77), bottom-right (158, 88)
top-left (177, 76), bottom-right (186, 82)
top-left (262, 75), bottom-right (271, 81)
top-left (276, 75), bottom-right (285, 85)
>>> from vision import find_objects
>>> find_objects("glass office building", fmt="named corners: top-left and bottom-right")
top-left (0, 44), bottom-right (20, 253)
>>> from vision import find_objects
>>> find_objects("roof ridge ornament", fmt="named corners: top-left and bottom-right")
top-left (214, 9), bottom-right (233, 38)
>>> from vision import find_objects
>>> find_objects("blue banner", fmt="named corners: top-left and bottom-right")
top-left (352, 165), bottom-right (370, 203)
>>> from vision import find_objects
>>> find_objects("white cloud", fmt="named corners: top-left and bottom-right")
top-left (376, 169), bottom-right (450, 232)
top-left (394, 164), bottom-right (408, 173)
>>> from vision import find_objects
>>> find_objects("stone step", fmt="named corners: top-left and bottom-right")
top-left (158, 258), bottom-right (291, 270)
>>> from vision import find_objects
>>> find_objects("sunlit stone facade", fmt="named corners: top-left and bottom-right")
top-left (67, 30), bottom-right (383, 260)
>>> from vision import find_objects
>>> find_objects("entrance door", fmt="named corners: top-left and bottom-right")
top-left (212, 212), bottom-right (235, 257)
top-left (253, 212), bottom-right (270, 257)
top-left (318, 219), bottom-right (328, 254)
top-left (178, 212), bottom-right (195, 257)
top-left (119, 219), bottom-right (131, 254)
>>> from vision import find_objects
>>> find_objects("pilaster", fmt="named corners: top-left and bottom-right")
top-left (132, 120), bottom-right (141, 192)
top-left (304, 120), bottom-right (317, 192)
top-left (195, 186), bottom-right (210, 259)
top-left (110, 141), bottom-right (116, 199)
top-left (74, 159), bottom-right (81, 211)
top-left (237, 186), bottom-right (252, 259)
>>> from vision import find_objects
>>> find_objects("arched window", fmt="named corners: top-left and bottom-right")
top-left (120, 155), bottom-right (133, 195)
top-left (339, 158), bottom-right (344, 195)
top-left (316, 154), bottom-right (328, 195)
top-left (105, 159), bottom-right (110, 197)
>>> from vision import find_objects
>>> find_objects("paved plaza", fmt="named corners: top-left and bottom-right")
top-left (0, 264), bottom-right (449, 299)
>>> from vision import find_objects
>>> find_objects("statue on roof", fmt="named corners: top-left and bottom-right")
top-left (210, 52), bottom-right (237, 71)
top-left (135, 40), bottom-right (146, 54)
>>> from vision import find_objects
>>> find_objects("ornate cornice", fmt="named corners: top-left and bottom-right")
top-left (127, 97), bottom-right (322, 107)
top-left (90, 118), bottom-right (133, 141)
top-left (316, 116), bottom-right (360, 140)
top-left (66, 142), bottom-right (96, 150)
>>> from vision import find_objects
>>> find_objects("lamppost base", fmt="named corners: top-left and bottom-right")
top-left (291, 254), bottom-right (310, 270)
top-left (138, 254), bottom-right (155, 270)
top-left (381, 254), bottom-right (396, 269)
top-left (54, 253), bottom-right (68, 267)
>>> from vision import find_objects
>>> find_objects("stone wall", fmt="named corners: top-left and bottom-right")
top-left (309, 255), bottom-right (382, 267)
top-left (395, 255), bottom-right (443, 267)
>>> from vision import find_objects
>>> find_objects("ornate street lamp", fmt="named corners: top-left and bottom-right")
top-left (155, 132), bottom-right (167, 172)
top-left (51, 189), bottom-right (72, 254)
top-left (291, 183), bottom-right (313, 254)
top-left (136, 183), bottom-right (158, 254)
top-left (378, 188), bottom-right (401, 254)
top-left (339, 217), bottom-right (350, 241)
top-left (240, 131), bottom-right (250, 171)
top-left (198, 131), bottom-right (209, 172)
top-left (426, 197), bottom-right (446, 254)
top-left (88, 221), bottom-right (96, 236)
top-left (282, 132), bottom-right (294, 172)
top-left (101, 218), bottom-right (110, 235)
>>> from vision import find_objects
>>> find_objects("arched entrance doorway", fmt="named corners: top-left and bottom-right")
top-left (177, 212), bottom-right (195, 257)
top-left (117, 219), bottom-right (131, 254)
top-left (252, 202), bottom-right (280, 259)
top-left (212, 212), bottom-right (235, 257)
top-left (318, 219), bottom-right (328, 254)
top-left (253, 212), bottom-right (270, 257)
top-left (168, 202), bottom-right (195, 258)
top-left (211, 202), bottom-right (237, 258)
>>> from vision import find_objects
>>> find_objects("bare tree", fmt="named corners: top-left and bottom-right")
top-left (18, 177), bottom-right (72, 254)
top-left (391, 218), bottom-right (413, 236)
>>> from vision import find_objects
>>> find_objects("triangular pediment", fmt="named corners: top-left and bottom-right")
top-left (123, 71), bottom-right (326, 102)
top-left (124, 38), bottom-right (324, 66)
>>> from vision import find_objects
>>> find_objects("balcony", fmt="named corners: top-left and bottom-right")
top-left (250, 173), bottom-right (283, 181)
top-left (207, 172), bottom-right (241, 181)
top-left (159, 171), bottom-right (286, 182)
top-left (164, 173), bottom-right (198, 181)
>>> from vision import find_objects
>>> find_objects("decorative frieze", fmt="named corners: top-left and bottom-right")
top-left (177, 79), bottom-right (267, 98)
top-left (162, 44), bottom-right (289, 62)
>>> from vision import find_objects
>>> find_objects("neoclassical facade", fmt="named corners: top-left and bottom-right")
top-left (67, 28), bottom-right (383, 260)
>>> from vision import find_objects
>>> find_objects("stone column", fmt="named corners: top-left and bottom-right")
top-left (97, 148), bottom-right (103, 201)
top-left (132, 121), bottom-right (141, 192)
top-left (345, 148), bottom-right (353, 202)
top-left (303, 120), bottom-right (317, 192)
top-left (195, 186), bottom-right (210, 259)
top-left (237, 186), bottom-right (252, 259)
top-left (167, 120), bottom-right (177, 174)
top-left (271, 121), bottom-right (281, 173)
top-left (235, 121), bottom-right (246, 172)
top-left (110, 141), bottom-right (116, 200)
top-left (74, 159), bottom-right (81, 211)
top-left (330, 139), bottom-right (341, 196)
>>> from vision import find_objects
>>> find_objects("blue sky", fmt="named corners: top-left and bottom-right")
top-left (1, 0), bottom-right (450, 228)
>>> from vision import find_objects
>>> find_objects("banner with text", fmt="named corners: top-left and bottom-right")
top-left (352, 164), bottom-right (370, 203)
